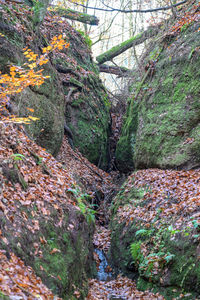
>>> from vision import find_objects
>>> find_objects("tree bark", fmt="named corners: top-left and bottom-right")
top-left (51, 7), bottom-right (99, 25)
top-left (96, 25), bottom-right (161, 64)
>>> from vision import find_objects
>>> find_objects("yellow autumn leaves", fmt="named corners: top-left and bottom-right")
top-left (0, 34), bottom-right (69, 98)
top-left (0, 34), bottom-right (69, 124)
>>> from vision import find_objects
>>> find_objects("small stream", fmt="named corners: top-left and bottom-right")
top-left (94, 248), bottom-right (127, 300)
top-left (94, 248), bottom-right (113, 281)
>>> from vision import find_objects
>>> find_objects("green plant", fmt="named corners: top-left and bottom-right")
top-left (10, 153), bottom-right (25, 161)
top-left (77, 198), bottom-right (96, 224)
top-left (130, 241), bottom-right (143, 264)
top-left (32, 0), bottom-right (46, 25)
top-left (167, 225), bottom-right (181, 235)
top-left (139, 251), bottom-right (175, 279)
top-left (135, 229), bottom-right (154, 238)
top-left (36, 156), bottom-right (43, 165)
top-left (192, 220), bottom-right (200, 230)
top-left (180, 22), bottom-right (189, 32)
top-left (67, 187), bottom-right (95, 224)
top-left (77, 29), bottom-right (92, 49)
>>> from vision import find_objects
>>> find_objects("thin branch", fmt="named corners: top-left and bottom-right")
top-left (69, 0), bottom-right (187, 13)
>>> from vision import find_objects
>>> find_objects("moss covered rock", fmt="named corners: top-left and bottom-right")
top-left (116, 5), bottom-right (200, 171)
top-left (53, 23), bottom-right (111, 169)
top-left (0, 2), bottom-right (111, 166)
top-left (110, 169), bottom-right (200, 299)
top-left (0, 4), bottom-right (65, 156)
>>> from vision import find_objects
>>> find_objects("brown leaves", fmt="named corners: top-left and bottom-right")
top-left (57, 137), bottom-right (116, 197)
top-left (50, 248), bottom-right (61, 255)
top-left (170, 3), bottom-right (200, 35)
top-left (0, 250), bottom-right (61, 299)
top-left (87, 275), bottom-right (164, 299)
top-left (0, 123), bottom-right (76, 233)
top-left (93, 226), bottom-right (111, 252)
top-left (115, 168), bottom-right (200, 232)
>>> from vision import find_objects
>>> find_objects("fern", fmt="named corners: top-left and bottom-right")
top-left (130, 241), bottom-right (143, 264)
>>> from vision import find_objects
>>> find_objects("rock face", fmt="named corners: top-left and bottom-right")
top-left (0, 2), bottom-right (110, 167)
top-left (55, 25), bottom-right (111, 170)
top-left (112, 3), bottom-right (200, 298)
top-left (116, 4), bottom-right (200, 172)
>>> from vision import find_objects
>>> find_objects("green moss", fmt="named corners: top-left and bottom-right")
top-left (70, 77), bottom-right (84, 88)
top-left (137, 277), bottom-right (195, 300)
top-left (116, 30), bottom-right (200, 170)
top-left (71, 97), bottom-right (85, 107)
top-left (115, 101), bottom-right (138, 172)
top-left (96, 32), bottom-right (143, 64)
top-left (66, 80), bottom-right (110, 169)
top-left (34, 228), bottom-right (75, 296)
top-left (0, 204), bottom-right (94, 300)
top-left (77, 29), bottom-right (92, 49)
top-left (71, 118), bottom-right (108, 167)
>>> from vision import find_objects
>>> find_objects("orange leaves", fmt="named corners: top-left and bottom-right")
top-left (26, 107), bottom-right (34, 112)
top-left (42, 34), bottom-right (69, 54)
top-left (1, 116), bottom-right (39, 124)
top-left (170, 3), bottom-right (200, 34)
top-left (39, 236), bottom-right (47, 245)
top-left (23, 48), bottom-right (38, 62)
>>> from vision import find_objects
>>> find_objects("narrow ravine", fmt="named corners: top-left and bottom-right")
top-left (0, 1), bottom-right (200, 299)
top-left (57, 107), bottom-right (167, 299)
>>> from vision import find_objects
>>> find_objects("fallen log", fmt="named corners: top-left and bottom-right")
top-left (96, 25), bottom-right (160, 64)
top-left (50, 6), bottom-right (99, 25)
top-left (98, 64), bottom-right (133, 76)
top-left (10, 1), bottom-right (99, 25)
